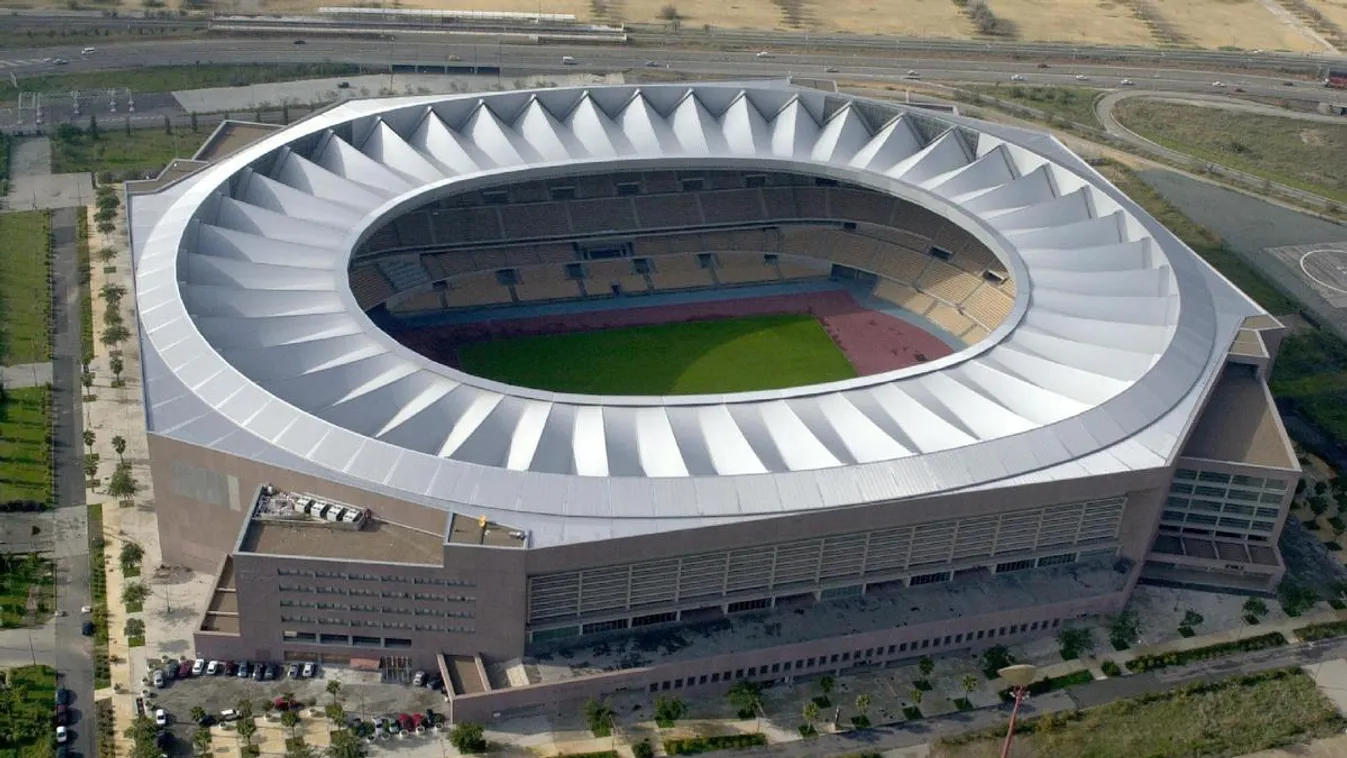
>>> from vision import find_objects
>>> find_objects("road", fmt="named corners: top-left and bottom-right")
top-left (0, 37), bottom-right (1338, 105)
top-left (49, 206), bottom-right (95, 758)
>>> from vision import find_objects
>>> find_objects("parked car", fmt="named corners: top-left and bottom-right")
top-left (396, 714), bottom-right (413, 733)
top-left (191, 659), bottom-right (206, 676)
top-left (80, 605), bottom-right (92, 614)
top-left (55, 705), bottom-right (69, 726)
top-left (151, 670), bottom-right (165, 689)
top-left (219, 709), bottom-right (240, 722)
top-left (55, 688), bottom-right (70, 706)
top-left (412, 671), bottom-right (426, 687)
top-left (56, 745), bottom-right (69, 758)
top-left (410, 713), bottom-right (426, 731)
top-left (135, 698), bottom-right (146, 717)
top-left (1120, 79), bottom-right (1134, 86)
top-left (237, 661), bottom-right (251, 679)
top-left (205, 660), bottom-right (220, 676)
top-left (287, 663), bottom-right (300, 679)
top-left (56, 726), bottom-right (68, 744)
top-left (156, 731), bottom-right (173, 750)
top-left (224, 662), bottom-right (238, 677)
top-left (301, 663), bottom-right (315, 678)
top-left (425, 675), bottom-right (442, 692)
top-left (265, 664), bottom-right (278, 681)
top-left (1075, 73), bottom-right (1089, 80)
top-left (177, 661), bottom-right (193, 679)
top-left (196, 714), bottom-right (216, 728)
top-left (81, 621), bottom-right (94, 636)
top-left (154, 709), bottom-right (168, 727)
top-left (161, 665), bottom-right (176, 681)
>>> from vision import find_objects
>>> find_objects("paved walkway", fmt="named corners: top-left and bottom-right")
top-left (0, 361), bottom-right (52, 388)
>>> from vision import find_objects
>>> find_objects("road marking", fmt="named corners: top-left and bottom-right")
top-left (1299, 248), bottom-right (1347, 296)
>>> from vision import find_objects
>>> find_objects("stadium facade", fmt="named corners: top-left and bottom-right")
top-left (128, 81), bottom-right (1299, 720)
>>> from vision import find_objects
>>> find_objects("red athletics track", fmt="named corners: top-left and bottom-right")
top-left (393, 289), bottom-right (955, 377)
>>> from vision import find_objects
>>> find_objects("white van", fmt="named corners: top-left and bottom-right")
top-left (561, 56), bottom-right (576, 65)
top-left (81, 47), bottom-right (96, 55)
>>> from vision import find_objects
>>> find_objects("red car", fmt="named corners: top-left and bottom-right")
top-left (55, 705), bottom-right (69, 726)
top-left (410, 713), bottom-right (426, 731)
top-left (397, 714), bottom-right (413, 733)
top-left (177, 661), bottom-right (193, 679)
top-left (273, 696), bottom-right (293, 712)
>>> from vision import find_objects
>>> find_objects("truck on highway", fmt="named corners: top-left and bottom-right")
top-left (1327, 68), bottom-right (1347, 89)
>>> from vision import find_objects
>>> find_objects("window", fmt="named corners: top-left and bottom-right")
top-left (813, 177), bottom-right (838, 187)
top-left (745, 175), bottom-right (767, 188)
top-left (1170, 483), bottom-right (1194, 495)
top-left (928, 247), bottom-right (953, 261)
top-left (549, 186), bottom-right (576, 201)
top-left (909, 571), bottom-right (951, 586)
top-left (1198, 471), bottom-right (1232, 484)
top-left (1037, 553), bottom-right (1076, 567)
top-left (481, 190), bottom-right (509, 205)
top-left (283, 631), bottom-right (316, 643)
top-left (680, 177), bottom-right (705, 192)
top-left (616, 182), bottom-right (641, 196)
top-left (727, 598), bottom-right (770, 613)
top-left (1194, 485), bottom-right (1226, 497)
top-left (1256, 507), bottom-right (1280, 518)
top-left (385, 638), bottom-right (412, 649)
top-left (995, 559), bottom-right (1035, 573)
top-left (565, 262), bottom-right (585, 280)
top-left (982, 270), bottom-right (1006, 284)
top-left (319, 634), bottom-right (350, 645)
top-left (352, 635), bottom-right (381, 647)
top-left (711, 672), bottom-right (720, 683)
top-left (582, 619), bottom-right (629, 635)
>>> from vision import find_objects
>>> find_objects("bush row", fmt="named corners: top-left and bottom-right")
top-left (664, 733), bottom-right (768, 755)
top-left (1297, 620), bottom-right (1347, 642)
top-left (1125, 632), bottom-right (1287, 672)
top-left (998, 669), bottom-right (1094, 702)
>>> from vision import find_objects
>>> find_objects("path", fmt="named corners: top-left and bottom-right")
top-left (0, 362), bottom-right (52, 388)
top-left (49, 205), bottom-right (95, 758)
top-left (3, 137), bottom-right (93, 211)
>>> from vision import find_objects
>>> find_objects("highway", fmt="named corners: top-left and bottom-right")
top-left (1, 37), bottom-right (1338, 105)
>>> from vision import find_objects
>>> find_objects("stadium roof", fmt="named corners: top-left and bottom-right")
top-left (130, 80), bottom-right (1262, 547)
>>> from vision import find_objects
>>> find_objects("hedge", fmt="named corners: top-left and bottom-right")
top-left (664, 733), bottom-right (768, 755)
top-left (999, 669), bottom-right (1093, 702)
top-left (1297, 620), bottom-right (1347, 642)
top-left (1125, 632), bottom-right (1287, 672)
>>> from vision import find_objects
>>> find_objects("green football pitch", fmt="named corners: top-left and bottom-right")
top-left (456, 314), bottom-right (858, 395)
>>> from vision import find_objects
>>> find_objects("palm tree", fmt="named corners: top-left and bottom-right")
top-left (83, 430), bottom-right (95, 450)
top-left (109, 356), bottom-right (125, 386)
top-left (190, 706), bottom-right (207, 724)
top-left (281, 709), bottom-right (300, 737)
top-left (236, 719), bottom-right (257, 750)
top-left (326, 679), bottom-right (342, 703)
top-left (802, 700), bottom-right (819, 733)
top-left (854, 693), bottom-right (871, 724)
top-left (910, 688), bottom-right (924, 712)
top-left (192, 727), bottom-right (213, 757)
top-left (961, 674), bottom-right (979, 701)
top-left (818, 675), bottom-right (835, 703)
top-left (112, 435), bottom-right (127, 461)
top-left (237, 699), bottom-right (254, 720)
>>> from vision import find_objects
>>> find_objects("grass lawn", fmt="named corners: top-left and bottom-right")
top-left (0, 664), bottom-right (57, 758)
top-left (457, 314), bottom-right (858, 395)
top-left (1113, 99), bottom-right (1347, 204)
top-left (0, 63), bottom-right (361, 108)
top-left (0, 553), bottom-right (55, 629)
top-left (1094, 161), bottom-right (1299, 316)
top-left (0, 211), bottom-right (51, 364)
top-left (965, 85), bottom-right (1102, 127)
top-left (932, 668), bottom-right (1343, 758)
top-left (0, 387), bottom-right (52, 507)
top-left (52, 127), bottom-right (192, 176)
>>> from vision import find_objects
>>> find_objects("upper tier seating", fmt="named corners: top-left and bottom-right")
top-left (714, 253), bottom-right (778, 285)
top-left (960, 285), bottom-right (1016, 329)
top-left (350, 266), bottom-right (396, 310)
top-left (443, 272), bottom-right (513, 308)
top-left (916, 260), bottom-right (982, 304)
top-left (514, 267), bottom-right (582, 302)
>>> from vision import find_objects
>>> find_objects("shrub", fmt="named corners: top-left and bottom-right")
top-left (980, 645), bottom-right (1014, 678)
top-left (1100, 659), bottom-right (1122, 677)
top-left (448, 722), bottom-right (486, 754)
top-left (1057, 627), bottom-right (1093, 660)
top-left (1279, 578), bottom-right (1319, 617)
top-left (1298, 620), bottom-right (1347, 641)
top-left (998, 670), bottom-right (1093, 702)
top-left (663, 733), bottom-right (767, 754)
top-left (902, 706), bottom-right (922, 720)
top-left (633, 740), bottom-right (655, 758)
top-left (1125, 632), bottom-right (1286, 672)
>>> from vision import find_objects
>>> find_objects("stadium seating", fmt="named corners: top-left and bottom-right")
top-left (586, 259), bottom-right (635, 282)
top-left (701, 189), bottom-right (766, 224)
top-left (776, 259), bottom-right (829, 281)
top-left (959, 285), bottom-right (1016, 329)
top-left (393, 213), bottom-right (434, 249)
top-left (828, 189), bottom-right (897, 226)
top-left (444, 272), bottom-right (513, 308)
top-left (615, 274), bottom-right (650, 294)
top-left (698, 231), bottom-right (741, 252)
top-left (472, 248), bottom-right (511, 270)
top-left (650, 255), bottom-right (714, 291)
top-left (927, 303), bottom-right (976, 336)
top-left (666, 234), bottom-right (707, 255)
top-left (873, 280), bottom-right (935, 315)
top-left (714, 253), bottom-right (778, 285)
top-left (535, 243), bottom-right (577, 263)
top-left (569, 198), bottom-right (638, 234)
top-left (501, 203), bottom-right (573, 239)
top-left (868, 226), bottom-right (930, 255)
top-left (960, 325), bottom-right (990, 345)
top-left (953, 239), bottom-right (1000, 275)
top-left (514, 268), bottom-right (583, 302)
top-left (633, 194), bottom-right (704, 228)
top-left (891, 204), bottom-right (945, 239)
top-left (350, 266), bottom-right (396, 310)
top-left (387, 288), bottom-right (444, 314)
top-left (916, 260), bottom-right (982, 304)
top-left (431, 252), bottom-right (479, 278)
top-left (429, 207), bottom-right (504, 244)
top-left (871, 243), bottom-right (932, 284)
top-left (822, 230), bottom-right (878, 270)
top-left (779, 227), bottom-right (834, 259)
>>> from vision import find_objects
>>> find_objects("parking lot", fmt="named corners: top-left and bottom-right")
top-left (144, 662), bottom-right (450, 756)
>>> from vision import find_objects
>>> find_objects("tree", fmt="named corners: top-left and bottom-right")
top-left (1244, 596), bottom-right (1269, 618)
top-left (101, 282), bottom-right (127, 304)
top-left (112, 434), bottom-right (127, 460)
top-left (98, 246), bottom-right (118, 264)
top-left (110, 357), bottom-right (125, 386)
top-left (1180, 608), bottom-right (1204, 634)
top-left (108, 461), bottom-right (139, 501)
top-left (323, 701), bottom-right (345, 726)
top-left (327, 729), bottom-right (365, 758)
top-left (962, 674), bottom-right (978, 700)
top-left (1057, 627), bottom-right (1094, 659)
top-left (192, 726), bottom-right (212, 757)
top-left (633, 740), bottom-right (655, 758)
top-left (726, 679), bottom-right (762, 717)
top-left (89, 113), bottom-right (100, 140)
top-left (123, 581), bottom-right (147, 606)
top-left (125, 715), bottom-right (160, 758)
top-left (236, 718), bottom-right (257, 749)
top-left (855, 692), bottom-right (871, 717)
top-left (917, 655), bottom-right (935, 680)
top-left (910, 687), bottom-right (924, 707)
top-left (97, 218), bottom-right (116, 237)
top-left (285, 738), bottom-right (319, 758)
top-left (84, 453), bottom-right (100, 480)
top-left (654, 695), bottom-right (684, 727)
top-left (82, 370), bottom-right (95, 392)
top-left (326, 679), bottom-right (342, 703)
top-left (1317, 481), bottom-right (1329, 496)
top-left (124, 116), bottom-right (132, 137)
top-left (237, 699), bottom-right (254, 720)
top-left (583, 697), bottom-right (614, 736)
top-left (190, 111), bottom-right (199, 132)
top-left (101, 322), bottom-right (130, 346)
top-left (1108, 610), bottom-right (1142, 650)
top-left (83, 429), bottom-right (95, 450)
top-left (280, 709), bottom-right (300, 736)
top-left (119, 540), bottom-right (143, 569)
top-left (448, 722), bottom-right (486, 754)
top-left (818, 675), bottom-right (835, 702)
top-left (124, 617), bottom-right (145, 638)
top-left (801, 700), bottom-right (819, 729)
top-left (190, 706), bottom-right (207, 724)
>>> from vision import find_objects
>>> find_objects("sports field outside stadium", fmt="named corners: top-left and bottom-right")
top-left (456, 314), bottom-right (858, 395)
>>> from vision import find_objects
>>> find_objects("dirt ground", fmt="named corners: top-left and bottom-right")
top-left (1148, 0), bottom-right (1324, 51)
top-left (992, 0), bottom-right (1155, 46)
top-left (1307, 0), bottom-right (1347, 35)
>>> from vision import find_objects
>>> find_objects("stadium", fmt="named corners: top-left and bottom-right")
top-left (129, 80), bottom-right (1299, 720)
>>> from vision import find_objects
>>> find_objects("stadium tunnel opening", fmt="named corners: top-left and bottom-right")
top-left (348, 168), bottom-right (1019, 396)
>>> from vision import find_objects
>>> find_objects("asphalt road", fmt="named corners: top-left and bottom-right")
top-left (1, 37), bottom-right (1338, 105)
top-left (49, 206), bottom-right (95, 758)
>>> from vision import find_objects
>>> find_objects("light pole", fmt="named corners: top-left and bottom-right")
top-left (998, 664), bottom-right (1037, 758)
